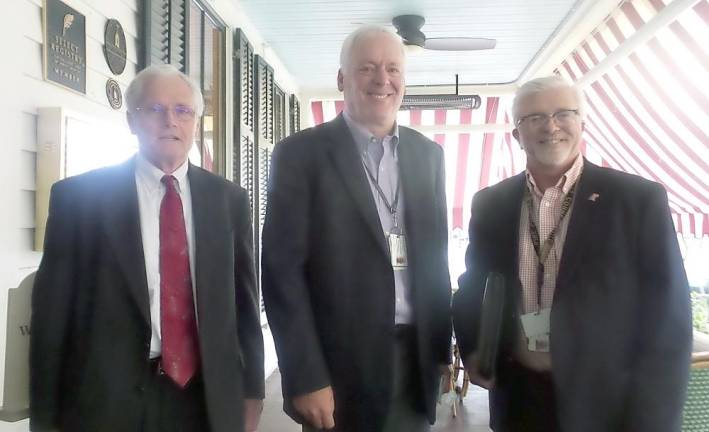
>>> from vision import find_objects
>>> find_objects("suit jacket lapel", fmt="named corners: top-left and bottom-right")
top-left (398, 129), bottom-right (429, 261)
top-left (325, 115), bottom-right (389, 256)
top-left (102, 157), bottom-right (150, 324)
top-left (556, 160), bottom-right (603, 293)
top-left (186, 164), bottom-right (220, 324)
top-left (493, 173), bottom-right (526, 288)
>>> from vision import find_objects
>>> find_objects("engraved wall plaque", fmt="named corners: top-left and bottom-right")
top-left (106, 79), bottom-right (123, 109)
top-left (43, 0), bottom-right (87, 94)
top-left (103, 19), bottom-right (127, 75)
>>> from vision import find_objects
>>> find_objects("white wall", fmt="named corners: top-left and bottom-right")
top-left (0, 2), bottom-right (27, 430)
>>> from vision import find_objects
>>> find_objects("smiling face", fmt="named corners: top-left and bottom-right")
top-left (337, 31), bottom-right (405, 137)
top-left (127, 74), bottom-right (198, 172)
top-left (512, 85), bottom-right (584, 172)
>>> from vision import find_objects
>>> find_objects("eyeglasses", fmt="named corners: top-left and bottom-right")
top-left (516, 109), bottom-right (580, 127)
top-left (134, 104), bottom-right (196, 122)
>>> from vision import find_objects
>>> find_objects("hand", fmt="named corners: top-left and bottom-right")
top-left (439, 363), bottom-right (454, 394)
top-left (244, 398), bottom-right (264, 432)
top-left (464, 353), bottom-right (496, 390)
top-left (292, 386), bottom-right (335, 430)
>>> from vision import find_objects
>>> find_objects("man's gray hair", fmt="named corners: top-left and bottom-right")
top-left (339, 25), bottom-right (406, 70)
top-left (511, 75), bottom-right (586, 125)
top-left (125, 64), bottom-right (204, 116)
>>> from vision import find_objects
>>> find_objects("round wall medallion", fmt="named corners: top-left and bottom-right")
top-left (103, 19), bottom-right (127, 75)
top-left (106, 79), bottom-right (123, 109)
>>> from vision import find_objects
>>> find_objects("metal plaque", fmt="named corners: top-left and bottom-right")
top-left (106, 79), bottom-right (123, 109)
top-left (43, 0), bottom-right (87, 94)
top-left (103, 19), bottom-right (127, 75)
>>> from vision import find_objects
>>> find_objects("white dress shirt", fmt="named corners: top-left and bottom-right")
top-left (135, 154), bottom-right (196, 359)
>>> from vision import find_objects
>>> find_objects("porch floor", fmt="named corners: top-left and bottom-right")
top-left (259, 370), bottom-right (491, 432)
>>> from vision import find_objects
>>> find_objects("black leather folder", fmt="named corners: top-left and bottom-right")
top-left (476, 272), bottom-right (506, 380)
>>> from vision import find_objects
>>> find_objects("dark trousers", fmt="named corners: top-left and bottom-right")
top-left (142, 360), bottom-right (210, 432)
top-left (303, 325), bottom-right (430, 432)
top-left (490, 360), bottom-right (559, 432)
top-left (381, 325), bottom-right (430, 432)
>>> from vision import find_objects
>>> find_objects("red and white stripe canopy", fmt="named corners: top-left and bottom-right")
top-left (309, 0), bottom-right (708, 238)
top-left (557, 0), bottom-right (709, 237)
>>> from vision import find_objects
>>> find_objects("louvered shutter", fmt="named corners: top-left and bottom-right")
top-left (289, 94), bottom-right (301, 135)
top-left (233, 29), bottom-right (256, 211)
top-left (142, 0), bottom-right (186, 70)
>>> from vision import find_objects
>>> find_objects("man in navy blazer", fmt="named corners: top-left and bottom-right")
top-left (453, 75), bottom-right (691, 431)
top-left (30, 64), bottom-right (264, 432)
top-left (262, 26), bottom-right (452, 432)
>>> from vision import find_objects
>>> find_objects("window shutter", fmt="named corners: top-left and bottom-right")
top-left (142, 0), bottom-right (186, 70)
top-left (289, 94), bottom-right (301, 134)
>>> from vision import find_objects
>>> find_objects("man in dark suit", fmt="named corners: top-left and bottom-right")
top-left (453, 75), bottom-right (692, 431)
top-left (30, 64), bottom-right (264, 432)
top-left (262, 26), bottom-right (452, 432)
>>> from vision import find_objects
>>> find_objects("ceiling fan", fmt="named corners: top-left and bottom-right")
top-left (392, 15), bottom-right (496, 51)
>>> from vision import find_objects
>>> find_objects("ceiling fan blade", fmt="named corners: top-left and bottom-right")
top-left (424, 37), bottom-right (497, 51)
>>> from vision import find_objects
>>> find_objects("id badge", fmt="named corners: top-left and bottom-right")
top-left (527, 334), bottom-right (550, 352)
top-left (387, 232), bottom-right (408, 269)
top-left (520, 308), bottom-right (551, 352)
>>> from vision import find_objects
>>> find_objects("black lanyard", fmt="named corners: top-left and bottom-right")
top-left (524, 182), bottom-right (576, 311)
top-left (361, 154), bottom-right (401, 229)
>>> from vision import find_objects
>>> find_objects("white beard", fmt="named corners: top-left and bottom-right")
top-left (526, 136), bottom-right (577, 168)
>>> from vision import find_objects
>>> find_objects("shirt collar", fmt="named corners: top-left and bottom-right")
top-left (526, 153), bottom-right (584, 197)
top-left (135, 152), bottom-right (190, 194)
top-left (342, 111), bottom-right (400, 154)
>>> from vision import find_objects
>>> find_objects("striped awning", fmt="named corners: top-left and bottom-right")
top-left (308, 1), bottom-right (708, 238)
top-left (556, 0), bottom-right (709, 237)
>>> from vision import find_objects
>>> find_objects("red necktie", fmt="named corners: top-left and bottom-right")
top-left (160, 175), bottom-right (199, 387)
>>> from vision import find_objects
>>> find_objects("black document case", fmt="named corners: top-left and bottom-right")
top-left (476, 272), bottom-right (506, 380)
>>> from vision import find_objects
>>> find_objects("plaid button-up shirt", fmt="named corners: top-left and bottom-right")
top-left (514, 154), bottom-right (584, 371)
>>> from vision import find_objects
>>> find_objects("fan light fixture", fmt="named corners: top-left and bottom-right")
top-left (393, 14), bottom-right (497, 52)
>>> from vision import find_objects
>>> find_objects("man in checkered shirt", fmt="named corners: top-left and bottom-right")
top-left (453, 75), bottom-right (691, 432)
